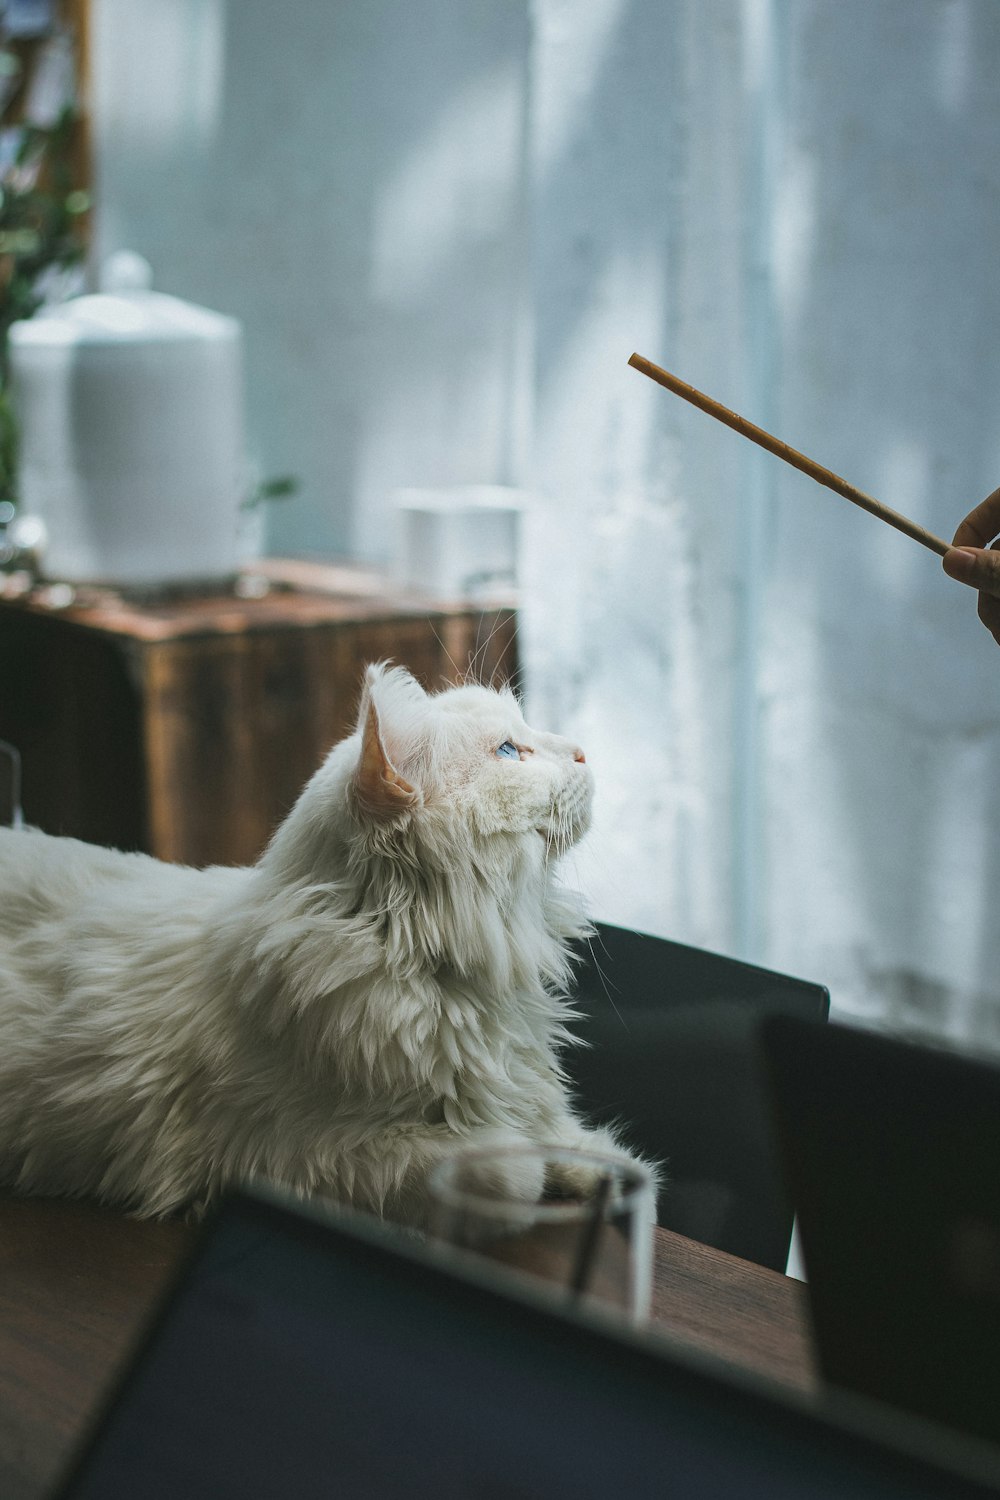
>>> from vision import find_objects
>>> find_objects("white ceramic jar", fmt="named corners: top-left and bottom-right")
top-left (8, 254), bottom-right (246, 588)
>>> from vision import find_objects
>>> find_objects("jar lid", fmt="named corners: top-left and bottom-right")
top-left (9, 252), bottom-right (240, 348)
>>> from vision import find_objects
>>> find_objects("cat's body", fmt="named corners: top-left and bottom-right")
top-left (0, 664), bottom-right (632, 1222)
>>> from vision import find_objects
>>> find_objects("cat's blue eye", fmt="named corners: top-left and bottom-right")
top-left (496, 740), bottom-right (520, 760)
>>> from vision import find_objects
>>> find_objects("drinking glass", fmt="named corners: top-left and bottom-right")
top-left (427, 1143), bottom-right (655, 1324)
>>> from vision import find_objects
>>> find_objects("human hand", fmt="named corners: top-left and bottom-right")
top-left (942, 485), bottom-right (1000, 645)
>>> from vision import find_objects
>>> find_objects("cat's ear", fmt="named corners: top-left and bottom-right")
top-left (353, 680), bottom-right (419, 820)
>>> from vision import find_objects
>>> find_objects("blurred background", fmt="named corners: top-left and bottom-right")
top-left (8, 0), bottom-right (1000, 1043)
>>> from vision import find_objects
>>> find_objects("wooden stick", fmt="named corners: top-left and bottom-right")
top-left (628, 352), bottom-right (952, 558)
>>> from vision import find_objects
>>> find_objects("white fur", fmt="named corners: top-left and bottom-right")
top-left (0, 664), bottom-right (636, 1222)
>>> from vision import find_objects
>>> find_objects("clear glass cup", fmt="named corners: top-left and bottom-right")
top-left (0, 740), bottom-right (22, 829)
top-left (427, 1143), bottom-right (656, 1324)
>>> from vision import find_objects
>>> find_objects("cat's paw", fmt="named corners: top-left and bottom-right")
top-left (544, 1154), bottom-right (612, 1202)
top-left (443, 1136), bottom-right (546, 1206)
top-left (542, 1128), bottom-right (655, 1203)
top-left (540, 1127), bottom-right (618, 1201)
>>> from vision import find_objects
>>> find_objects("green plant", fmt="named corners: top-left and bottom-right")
top-left (0, 41), bottom-right (89, 509)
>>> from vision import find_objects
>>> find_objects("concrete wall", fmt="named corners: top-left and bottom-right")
top-left (90, 0), bottom-right (1000, 1043)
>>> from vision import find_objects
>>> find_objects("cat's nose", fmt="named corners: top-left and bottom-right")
top-left (573, 748), bottom-right (586, 764)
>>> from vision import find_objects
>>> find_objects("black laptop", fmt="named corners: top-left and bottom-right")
top-left (760, 1015), bottom-right (1000, 1451)
top-left (566, 920), bottom-right (830, 1270)
top-left (53, 1186), bottom-right (1000, 1498)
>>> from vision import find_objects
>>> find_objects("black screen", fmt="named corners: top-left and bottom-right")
top-left (57, 1194), bottom-right (996, 1500)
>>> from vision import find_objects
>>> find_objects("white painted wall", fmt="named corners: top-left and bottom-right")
top-left (90, 0), bottom-right (530, 557)
top-left (90, 0), bottom-right (1000, 1044)
top-left (760, 0), bottom-right (1000, 1038)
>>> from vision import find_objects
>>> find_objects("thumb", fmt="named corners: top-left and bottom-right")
top-left (942, 542), bottom-right (1000, 598)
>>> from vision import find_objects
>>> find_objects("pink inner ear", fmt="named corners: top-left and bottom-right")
top-left (355, 699), bottom-right (417, 818)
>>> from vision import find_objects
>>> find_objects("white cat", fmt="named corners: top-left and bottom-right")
top-left (0, 663), bottom-right (636, 1222)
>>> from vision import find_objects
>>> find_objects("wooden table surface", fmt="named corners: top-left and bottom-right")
top-left (0, 1193), bottom-right (817, 1500)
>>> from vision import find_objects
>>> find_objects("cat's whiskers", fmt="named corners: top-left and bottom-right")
top-left (461, 610), bottom-right (518, 694)
top-left (581, 927), bottom-right (630, 1033)
top-left (539, 786), bottom-right (584, 862)
top-left (483, 617), bottom-right (519, 693)
top-left (471, 608), bottom-right (491, 688)
top-left (426, 620), bottom-right (466, 691)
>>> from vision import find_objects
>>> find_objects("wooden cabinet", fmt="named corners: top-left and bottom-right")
top-left (0, 561), bottom-right (518, 866)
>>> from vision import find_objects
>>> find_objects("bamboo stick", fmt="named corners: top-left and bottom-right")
top-left (628, 352), bottom-right (952, 558)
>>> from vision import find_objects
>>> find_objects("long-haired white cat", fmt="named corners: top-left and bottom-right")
top-left (0, 663), bottom-right (637, 1222)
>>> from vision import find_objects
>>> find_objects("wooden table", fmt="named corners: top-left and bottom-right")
top-left (0, 1193), bottom-right (817, 1500)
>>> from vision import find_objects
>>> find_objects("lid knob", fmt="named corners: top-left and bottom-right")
top-left (100, 250), bottom-right (154, 294)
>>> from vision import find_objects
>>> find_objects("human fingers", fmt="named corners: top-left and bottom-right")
top-left (942, 539), bottom-right (1000, 600)
top-left (980, 540), bottom-right (1000, 645)
top-left (951, 483), bottom-right (1000, 549)
top-left (979, 597), bottom-right (1000, 645)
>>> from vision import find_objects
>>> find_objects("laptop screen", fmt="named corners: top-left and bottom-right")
top-left (760, 1016), bottom-right (1000, 1452)
top-left (55, 1192), bottom-right (997, 1500)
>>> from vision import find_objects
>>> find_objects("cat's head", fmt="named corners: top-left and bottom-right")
top-left (260, 664), bottom-right (593, 897)
top-left (351, 663), bottom-right (593, 857)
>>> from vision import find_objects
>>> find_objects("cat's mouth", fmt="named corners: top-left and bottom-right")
top-left (535, 805), bottom-right (591, 854)
top-left (534, 771), bottom-right (593, 854)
